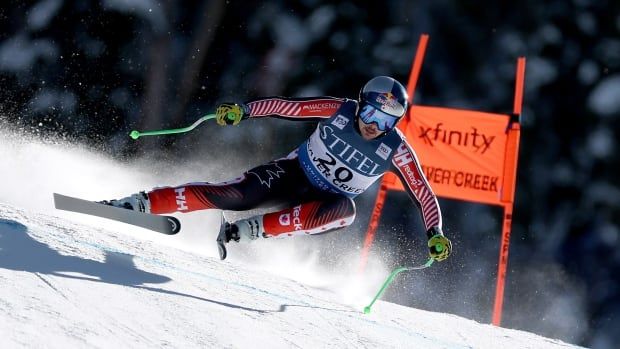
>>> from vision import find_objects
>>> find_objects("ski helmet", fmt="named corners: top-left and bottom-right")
top-left (358, 76), bottom-right (408, 132)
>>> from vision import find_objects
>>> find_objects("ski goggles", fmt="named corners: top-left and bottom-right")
top-left (358, 103), bottom-right (400, 132)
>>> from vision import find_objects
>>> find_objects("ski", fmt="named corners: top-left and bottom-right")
top-left (53, 193), bottom-right (181, 235)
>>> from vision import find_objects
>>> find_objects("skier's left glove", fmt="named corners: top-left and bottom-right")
top-left (426, 226), bottom-right (452, 262)
top-left (216, 103), bottom-right (249, 126)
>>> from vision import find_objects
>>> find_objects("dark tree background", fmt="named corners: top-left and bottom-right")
top-left (1, 1), bottom-right (619, 347)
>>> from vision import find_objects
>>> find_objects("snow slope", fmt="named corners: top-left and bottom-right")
top-left (0, 203), bottom-right (582, 349)
top-left (0, 131), bottom-right (584, 348)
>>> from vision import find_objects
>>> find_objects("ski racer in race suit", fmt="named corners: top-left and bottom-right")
top-left (108, 76), bottom-right (452, 261)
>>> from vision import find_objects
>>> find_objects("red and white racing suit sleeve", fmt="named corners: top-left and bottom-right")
top-left (245, 96), bottom-right (346, 121)
top-left (389, 140), bottom-right (442, 231)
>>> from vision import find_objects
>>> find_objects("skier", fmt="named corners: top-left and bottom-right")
top-left (104, 76), bottom-right (452, 261)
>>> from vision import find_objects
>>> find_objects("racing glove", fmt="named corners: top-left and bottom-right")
top-left (215, 103), bottom-right (249, 126)
top-left (426, 226), bottom-right (452, 262)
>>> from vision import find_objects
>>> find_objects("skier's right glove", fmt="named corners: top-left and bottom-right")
top-left (426, 226), bottom-right (452, 262)
top-left (215, 103), bottom-right (249, 126)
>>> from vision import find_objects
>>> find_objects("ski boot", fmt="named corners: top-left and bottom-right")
top-left (99, 192), bottom-right (151, 213)
top-left (216, 216), bottom-right (263, 260)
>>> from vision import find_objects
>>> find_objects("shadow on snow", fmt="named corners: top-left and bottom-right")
top-left (0, 218), bottom-right (276, 313)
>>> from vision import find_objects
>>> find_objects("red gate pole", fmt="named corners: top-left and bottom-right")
top-left (492, 57), bottom-right (525, 325)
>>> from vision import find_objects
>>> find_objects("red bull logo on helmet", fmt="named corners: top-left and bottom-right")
top-left (375, 92), bottom-right (404, 115)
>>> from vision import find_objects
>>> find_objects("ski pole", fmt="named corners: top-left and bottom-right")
top-left (363, 258), bottom-right (434, 314)
top-left (129, 114), bottom-right (216, 140)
